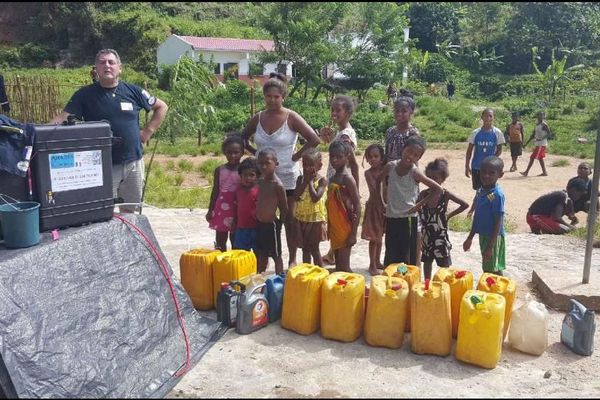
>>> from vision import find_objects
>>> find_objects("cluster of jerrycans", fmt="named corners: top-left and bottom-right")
top-left (179, 248), bottom-right (285, 335)
top-left (280, 263), bottom-right (559, 369)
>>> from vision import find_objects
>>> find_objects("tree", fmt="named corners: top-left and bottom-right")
top-left (160, 56), bottom-right (217, 145)
top-left (407, 3), bottom-right (460, 53)
top-left (332, 2), bottom-right (410, 101)
top-left (531, 47), bottom-right (584, 99)
top-left (255, 3), bottom-right (348, 100)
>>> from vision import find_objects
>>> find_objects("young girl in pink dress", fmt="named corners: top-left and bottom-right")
top-left (206, 134), bottom-right (245, 250)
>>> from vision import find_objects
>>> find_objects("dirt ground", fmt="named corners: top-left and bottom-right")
top-left (142, 145), bottom-right (600, 398)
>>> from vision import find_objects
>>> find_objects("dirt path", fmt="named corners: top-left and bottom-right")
top-left (140, 206), bottom-right (600, 399)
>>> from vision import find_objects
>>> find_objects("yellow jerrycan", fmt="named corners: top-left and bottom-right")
top-left (410, 280), bottom-right (452, 356)
top-left (433, 268), bottom-right (474, 337)
top-left (179, 248), bottom-right (221, 310)
top-left (281, 264), bottom-right (330, 335)
top-left (212, 250), bottom-right (257, 304)
top-left (455, 290), bottom-right (506, 369)
top-left (321, 272), bottom-right (365, 342)
top-left (364, 275), bottom-right (409, 349)
top-left (384, 263), bottom-right (421, 332)
top-left (477, 273), bottom-right (515, 338)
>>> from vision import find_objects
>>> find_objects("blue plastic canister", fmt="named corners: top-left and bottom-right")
top-left (266, 273), bottom-right (285, 322)
top-left (0, 201), bottom-right (40, 248)
top-left (561, 299), bottom-right (596, 356)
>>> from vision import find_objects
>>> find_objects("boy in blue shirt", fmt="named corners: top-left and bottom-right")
top-left (463, 156), bottom-right (506, 276)
top-left (465, 108), bottom-right (505, 190)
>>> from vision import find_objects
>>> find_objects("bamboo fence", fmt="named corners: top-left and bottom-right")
top-left (4, 75), bottom-right (78, 123)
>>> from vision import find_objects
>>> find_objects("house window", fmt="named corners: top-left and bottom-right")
top-left (249, 63), bottom-right (264, 77)
top-left (224, 63), bottom-right (239, 80)
top-left (277, 63), bottom-right (287, 75)
top-left (214, 63), bottom-right (221, 75)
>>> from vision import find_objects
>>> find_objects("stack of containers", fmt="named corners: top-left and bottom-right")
top-left (433, 268), bottom-right (474, 338)
top-left (179, 248), bottom-right (221, 310)
top-left (384, 263), bottom-right (421, 331)
top-left (410, 280), bottom-right (452, 356)
top-left (364, 275), bottom-right (409, 349)
top-left (321, 272), bottom-right (365, 342)
top-left (477, 273), bottom-right (516, 338)
top-left (281, 264), bottom-right (330, 335)
top-left (212, 250), bottom-right (257, 304)
top-left (455, 290), bottom-right (506, 368)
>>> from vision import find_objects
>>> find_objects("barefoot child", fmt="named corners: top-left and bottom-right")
top-left (256, 148), bottom-right (288, 274)
top-left (232, 157), bottom-right (260, 251)
top-left (361, 144), bottom-right (387, 276)
top-left (319, 95), bottom-right (359, 266)
top-left (463, 156), bottom-right (506, 276)
top-left (327, 141), bottom-right (361, 272)
top-left (505, 112), bottom-right (524, 172)
top-left (206, 133), bottom-right (244, 250)
top-left (383, 135), bottom-right (443, 267)
top-left (293, 148), bottom-right (328, 266)
top-left (521, 111), bottom-right (551, 177)
top-left (413, 158), bottom-right (469, 280)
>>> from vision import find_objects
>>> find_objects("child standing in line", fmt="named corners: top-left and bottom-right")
top-left (384, 93), bottom-right (420, 162)
top-left (293, 148), bottom-right (328, 266)
top-left (521, 111), bottom-right (551, 177)
top-left (232, 157), bottom-right (260, 252)
top-left (505, 112), bottom-right (524, 172)
top-left (327, 141), bottom-right (361, 272)
top-left (206, 133), bottom-right (244, 251)
top-left (361, 144), bottom-right (388, 276)
top-left (463, 156), bottom-right (506, 276)
top-left (413, 158), bottom-right (469, 280)
top-left (383, 135), bottom-right (443, 267)
top-left (319, 95), bottom-right (359, 266)
top-left (256, 147), bottom-right (288, 274)
top-left (465, 108), bottom-right (505, 191)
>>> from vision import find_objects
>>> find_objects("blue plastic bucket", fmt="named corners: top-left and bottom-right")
top-left (0, 201), bottom-right (40, 248)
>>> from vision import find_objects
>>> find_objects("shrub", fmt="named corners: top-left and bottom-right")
top-left (576, 99), bottom-right (586, 110)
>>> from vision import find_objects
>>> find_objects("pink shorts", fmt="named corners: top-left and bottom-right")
top-left (530, 146), bottom-right (546, 160)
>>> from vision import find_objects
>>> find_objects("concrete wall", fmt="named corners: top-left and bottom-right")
top-left (156, 36), bottom-right (194, 72)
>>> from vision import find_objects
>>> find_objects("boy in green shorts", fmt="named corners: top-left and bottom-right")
top-left (463, 156), bottom-right (506, 276)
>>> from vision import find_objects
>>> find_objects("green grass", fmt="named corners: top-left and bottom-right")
top-left (568, 220), bottom-right (600, 240)
top-left (197, 159), bottom-right (221, 185)
top-left (551, 159), bottom-right (571, 167)
top-left (449, 215), bottom-right (517, 234)
top-left (143, 163), bottom-right (212, 208)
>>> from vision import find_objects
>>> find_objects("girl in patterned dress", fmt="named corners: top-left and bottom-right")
top-left (415, 158), bottom-right (469, 280)
top-left (206, 134), bottom-right (245, 250)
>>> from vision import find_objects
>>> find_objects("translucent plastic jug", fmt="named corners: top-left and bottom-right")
top-left (508, 294), bottom-right (549, 356)
top-left (179, 248), bottom-right (220, 310)
top-left (212, 250), bottom-right (257, 304)
top-left (364, 275), bottom-right (409, 349)
top-left (561, 299), bottom-right (596, 356)
top-left (477, 273), bottom-right (515, 338)
top-left (265, 273), bottom-right (285, 322)
top-left (410, 280), bottom-right (452, 356)
top-left (281, 264), bottom-right (329, 335)
top-left (321, 272), bottom-right (365, 342)
top-left (384, 263), bottom-right (421, 332)
top-left (433, 268), bottom-right (473, 338)
top-left (455, 290), bottom-right (506, 369)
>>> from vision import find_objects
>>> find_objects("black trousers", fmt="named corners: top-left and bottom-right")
top-left (384, 216), bottom-right (418, 267)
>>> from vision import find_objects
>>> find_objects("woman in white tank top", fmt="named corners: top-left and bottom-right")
top-left (242, 73), bottom-right (321, 267)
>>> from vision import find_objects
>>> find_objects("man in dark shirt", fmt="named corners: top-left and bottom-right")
top-left (51, 49), bottom-right (168, 212)
top-left (447, 80), bottom-right (455, 101)
top-left (526, 178), bottom-right (588, 234)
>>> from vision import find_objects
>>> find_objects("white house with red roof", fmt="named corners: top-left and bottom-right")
top-left (157, 34), bottom-right (292, 85)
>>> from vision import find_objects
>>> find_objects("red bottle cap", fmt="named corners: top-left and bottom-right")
top-left (337, 278), bottom-right (347, 286)
top-left (486, 277), bottom-right (496, 287)
top-left (455, 271), bottom-right (467, 279)
top-left (424, 279), bottom-right (430, 290)
top-left (391, 284), bottom-right (402, 291)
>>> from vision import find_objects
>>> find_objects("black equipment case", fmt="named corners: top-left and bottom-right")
top-left (31, 121), bottom-right (114, 232)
